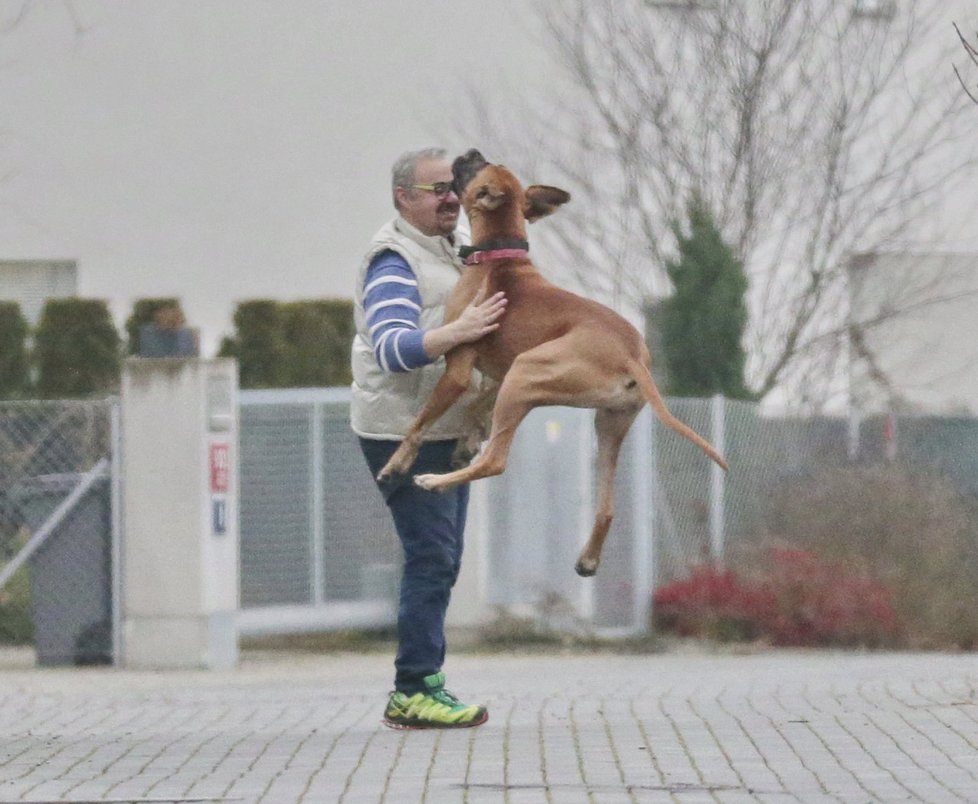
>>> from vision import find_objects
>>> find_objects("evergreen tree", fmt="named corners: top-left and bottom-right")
top-left (660, 195), bottom-right (751, 399)
top-left (34, 299), bottom-right (121, 398)
top-left (0, 302), bottom-right (30, 400)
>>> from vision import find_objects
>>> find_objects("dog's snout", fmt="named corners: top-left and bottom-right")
top-left (457, 148), bottom-right (486, 169)
top-left (452, 149), bottom-right (490, 196)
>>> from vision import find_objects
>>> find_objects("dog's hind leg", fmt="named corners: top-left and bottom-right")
top-left (413, 359), bottom-right (541, 492)
top-left (574, 406), bottom-right (639, 577)
top-left (450, 378), bottom-right (499, 468)
top-left (413, 395), bottom-right (532, 491)
top-left (377, 347), bottom-right (478, 482)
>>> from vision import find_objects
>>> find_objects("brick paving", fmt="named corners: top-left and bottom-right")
top-left (0, 648), bottom-right (977, 802)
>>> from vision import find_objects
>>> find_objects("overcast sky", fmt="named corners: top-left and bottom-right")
top-left (3, 1), bottom-right (978, 360)
top-left (0, 0), bottom-right (548, 352)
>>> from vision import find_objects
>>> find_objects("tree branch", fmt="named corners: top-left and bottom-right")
top-left (457, 0), bottom-right (978, 407)
top-left (953, 22), bottom-right (978, 104)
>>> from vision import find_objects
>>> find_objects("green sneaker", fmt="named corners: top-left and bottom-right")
top-left (382, 671), bottom-right (488, 730)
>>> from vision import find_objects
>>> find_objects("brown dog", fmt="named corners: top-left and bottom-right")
top-left (378, 149), bottom-right (727, 577)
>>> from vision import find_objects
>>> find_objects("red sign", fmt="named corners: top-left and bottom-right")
top-left (210, 443), bottom-right (230, 493)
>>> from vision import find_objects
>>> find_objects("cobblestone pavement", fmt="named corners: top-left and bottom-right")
top-left (0, 648), bottom-right (977, 803)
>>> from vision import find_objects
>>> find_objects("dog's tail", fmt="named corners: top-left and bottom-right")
top-left (627, 359), bottom-right (729, 471)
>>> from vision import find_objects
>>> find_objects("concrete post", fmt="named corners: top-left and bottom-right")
top-left (120, 358), bottom-right (239, 669)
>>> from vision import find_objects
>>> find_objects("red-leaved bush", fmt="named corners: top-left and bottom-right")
top-left (759, 465), bottom-right (978, 650)
top-left (653, 546), bottom-right (900, 647)
top-left (652, 565), bottom-right (771, 643)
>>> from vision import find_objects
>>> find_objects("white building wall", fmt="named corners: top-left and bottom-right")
top-left (849, 252), bottom-right (978, 415)
top-left (0, 260), bottom-right (77, 325)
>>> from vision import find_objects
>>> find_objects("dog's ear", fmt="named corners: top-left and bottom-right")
top-left (474, 183), bottom-right (507, 212)
top-left (523, 185), bottom-right (571, 222)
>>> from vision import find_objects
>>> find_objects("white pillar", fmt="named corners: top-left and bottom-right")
top-left (120, 358), bottom-right (239, 669)
top-left (631, 407), bottom-right (654, 634)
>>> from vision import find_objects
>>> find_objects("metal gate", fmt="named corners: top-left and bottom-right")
top-left (236, 389), bottom-right (399, 636)
top-left (236, 389), bottom-right (657, 637)
top-left (482, 406), bottom-right (654, 635)
top-left (0, 399), bottom-right (119, 665)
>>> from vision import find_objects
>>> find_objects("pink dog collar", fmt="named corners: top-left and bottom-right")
top-left (463, 248), bottom-right (529, 265)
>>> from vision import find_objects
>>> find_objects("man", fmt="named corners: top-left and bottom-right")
top-left (351, 147), bottom-right (506, 729)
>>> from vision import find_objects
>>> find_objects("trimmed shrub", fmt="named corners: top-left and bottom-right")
top-left (33, 299), bottom-right (121, 398)
top-left (0, 302), bottom-right (30, 400)
top-left (220, 298), bottom-right (354, 389)
top-left (219, 300), bottom-right (290, 389)
top-left (281, 300), bottom-right (354, 387)
top-left (124, 297), bottom-right (183, 355)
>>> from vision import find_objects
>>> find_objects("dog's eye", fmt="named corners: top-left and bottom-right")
top-left (476, 186), bottom-right (490, 199)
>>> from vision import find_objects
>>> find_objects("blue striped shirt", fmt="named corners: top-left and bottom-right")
top-left (363, 250), bottom-right (434, 373)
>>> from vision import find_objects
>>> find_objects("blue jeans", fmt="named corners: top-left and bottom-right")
top-left (359, 438), bottom-right (469, 694)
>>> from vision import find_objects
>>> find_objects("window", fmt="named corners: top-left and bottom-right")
top-left (853, 0), bottom-right (897, 22)
top-left (0, 260), bottom-right (77, 327)
top-left (645, 0), bottom-right (717, 10)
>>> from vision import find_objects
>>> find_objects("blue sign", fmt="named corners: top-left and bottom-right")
top-left (212, 496), bottom-right (227, 535)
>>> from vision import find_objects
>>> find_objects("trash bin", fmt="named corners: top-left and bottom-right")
top-left (10, 473), bottom-right (112, 666)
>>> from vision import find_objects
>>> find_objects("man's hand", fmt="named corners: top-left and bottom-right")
top-left (423, 291), bottom-right (507, 359)
top-left (449, 291), bottom-right (508, 343)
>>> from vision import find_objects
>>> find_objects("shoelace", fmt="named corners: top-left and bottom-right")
top-left (430, 688), bottom-right (463, 708)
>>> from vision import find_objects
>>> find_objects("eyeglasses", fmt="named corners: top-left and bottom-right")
top-left (409, 181), bottom-right (456, 197)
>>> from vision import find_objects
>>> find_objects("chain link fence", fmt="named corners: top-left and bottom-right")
top-left (652, 398), bottom-right (853, 581)
top-left (237, 390), bottom-right (978, 637)
top-left (236, 392), bottom-right (658, 637)
top-left (483, 406), bottom-right (654, 635)
top-left (6, 390), bottom-right (971, 656)
top-left (0, 399), bottom-right (116, 664)
top-left (237, 389), bottom-right (398, 635)
top-left (653, 399), bottom-right (978, 585)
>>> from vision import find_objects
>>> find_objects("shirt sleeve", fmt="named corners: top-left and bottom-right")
top-left (362, 250), bottom-right (434, 373)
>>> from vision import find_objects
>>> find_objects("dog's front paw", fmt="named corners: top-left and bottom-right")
top-left (414, 473), bottom-right (446, 492)
top-left (376, 461), bottom-right (400, 483)
top-left (574, 558), bottom-right (598, 577)
top-left (378, 445), bottom-right (415, 482)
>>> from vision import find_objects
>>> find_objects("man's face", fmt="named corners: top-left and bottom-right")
top-left (396, 157), bottom-right (460, 238)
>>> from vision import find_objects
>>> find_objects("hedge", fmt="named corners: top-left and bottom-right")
top-left (0, 302), bottom-right (30, 400)
top-left (220, 299), bottom-right (354, 389)
top-left (5, 296), bottom-right (355, 398)
top-left (33, 299), bottom-right (121, 399)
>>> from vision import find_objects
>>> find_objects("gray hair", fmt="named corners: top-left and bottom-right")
top-left (391, 147), bottom-right (447, 210)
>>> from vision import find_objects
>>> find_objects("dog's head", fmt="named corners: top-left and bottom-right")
top-left (451, 149), bottom-right (570, 229)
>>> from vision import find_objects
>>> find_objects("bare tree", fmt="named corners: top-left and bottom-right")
top-left (0, 0), bottom-right (90, 208)
top-left (457, 0), bottom-right (977, 407)
top-left (955, 22), bottom-right (978, 104)
top-left (0, 0), bottom-right (86, 35)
